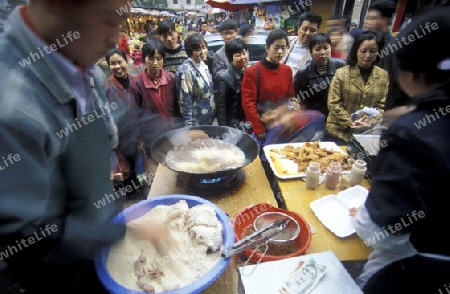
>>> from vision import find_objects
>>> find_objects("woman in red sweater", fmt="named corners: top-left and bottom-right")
top-left (242, 29), bottom-right (295, 140)
top-left (117, 29), bottom-right (130, 58)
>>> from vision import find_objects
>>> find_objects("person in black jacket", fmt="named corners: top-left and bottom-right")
top-left (215, 38), bottom-right (249, 130)
top-left (364, 0), bottom-right (413, 122)
top-left (352, 7), bottom-right (450, 293)
top-left (294, 33), bottom-right (346, 117)
top-left (144, 20), bottom-right (153, 37)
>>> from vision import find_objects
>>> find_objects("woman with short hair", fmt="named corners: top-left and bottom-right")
top-left (325, 29), bottom-right (388, 144)
top-left (105, 49), bottom-right (136, 99)
top-left (175, 33), bottom-right (215, 125)
top-left (129, 38), bottom-right (183, 153)
top-left (241, 29), bottom-right (295, 140)
top-left (105, 49), bottom-right (137, 180)
top-left (294, 33), bottom-right (346, 117)
top-left (241, 29), bottom-right (295, 209)
top-left (215, 38), bottom-right (248, 128)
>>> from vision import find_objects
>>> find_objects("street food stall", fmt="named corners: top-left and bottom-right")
top-left (124, 7), bottom-right (176, 38)
top-left (96, 126), bottom-right (372, 293)
top-left (144, 128), bottom-right (372, 292)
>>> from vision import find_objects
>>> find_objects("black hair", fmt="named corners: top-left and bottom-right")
top-left (157, 20), bottom-right (175, 36)
top-left (239, 24), bottom-right (253, 37)
top-left (218, 19), bottom-right (239, 33)
top-left (142, 38), bottom-right (165, 61)
top-left (201, 21), bottom-right (208, 26)
top-left (105, 49), bottom-right (127, 65)
top-left (309, 33), bottom-right (331, 52)
top-left (184, 33), bottom-right (206, 57)
top-left (266, 29), bottom-right (289, 48)
top-left (368, 0), bottom-right (396, 19)
top-left (396, 7), bottom-right (450, 83)
top-left (347, 30), bottom-right (384, 66)
top-left (225, 38), bottom-right (248, 63)
top-left (327, 26), bottom-right (344, 36)
top-left (257, 100), bottom-right (279, 116)
top-left (298, 12), bottom-right (323, 30)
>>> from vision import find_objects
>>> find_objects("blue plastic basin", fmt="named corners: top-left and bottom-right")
top-left (94, 194), bottom-right (235, 294)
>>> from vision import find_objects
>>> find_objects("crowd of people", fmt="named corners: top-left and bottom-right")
top-left (1, 0), bottom-right (450, 293)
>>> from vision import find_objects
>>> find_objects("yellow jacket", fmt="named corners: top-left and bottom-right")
top-left (326, 65), bottom-right (388, 142)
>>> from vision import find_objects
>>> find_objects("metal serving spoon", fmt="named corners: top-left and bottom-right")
top-left (221, 218), bottom-right (294, 259)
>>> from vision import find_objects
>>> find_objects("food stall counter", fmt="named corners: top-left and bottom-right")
top-left (148, 156), bottom-right (278, 219)
top-left (274, 146), bottom-right (373, 261)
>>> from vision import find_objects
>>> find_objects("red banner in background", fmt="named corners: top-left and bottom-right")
top-left (206, 0), bottom-right (253, 12)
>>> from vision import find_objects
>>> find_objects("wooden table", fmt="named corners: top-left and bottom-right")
top-left (148, 157), bottom-right (278, 219)
top-left (148, 153), bottom-right (373, 261)
top-left (148, 158), bottom-right (278, 294)
top-left (277, 173), bottom-right (373, 261)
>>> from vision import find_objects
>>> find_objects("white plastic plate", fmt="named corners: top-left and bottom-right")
top-left (310, 186), bottom-right (369, 238)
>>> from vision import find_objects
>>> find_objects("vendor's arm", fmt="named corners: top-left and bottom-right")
top-left (353, 124), bottom-right (439, 248)
top-left (353, 203), bottom-right (411, 250)
top-left (381, 104), bottom-right (416, 126)
top-left (0, 102), bottom-right (125, 266)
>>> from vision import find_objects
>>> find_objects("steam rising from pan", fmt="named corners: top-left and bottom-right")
top-left (151, 126), bottom-right (259, 182)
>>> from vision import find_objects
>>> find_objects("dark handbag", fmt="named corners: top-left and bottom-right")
top-left (346, 134), bottom-right (382, 180)
top-left (135, 147), bottom-right (158, 186)
top-left (110, 149), bottom-right (131, 182)
top-left (256, 63), bottom-right (260, 100)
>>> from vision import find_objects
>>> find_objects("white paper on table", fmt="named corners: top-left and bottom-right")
top-left (239, 250), bottom-right (363, 294)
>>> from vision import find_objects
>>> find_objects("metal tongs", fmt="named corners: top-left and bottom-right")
top-left (222, 218), bottom-right (290, 259)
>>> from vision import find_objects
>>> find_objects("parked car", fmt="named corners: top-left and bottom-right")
top-left (204, 33), bottom-right (268, 65)
top-left (204, 32), bottom-right (296, 65)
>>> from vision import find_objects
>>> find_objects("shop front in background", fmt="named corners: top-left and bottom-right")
top-left (252, 3), bottom-right (308, 35)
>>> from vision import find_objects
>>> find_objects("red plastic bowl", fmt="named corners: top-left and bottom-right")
top-left (232, 203), bottom-right (312, 262)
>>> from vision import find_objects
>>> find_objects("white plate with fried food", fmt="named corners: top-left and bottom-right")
top-left (263, 141), bottom-right (355, 179)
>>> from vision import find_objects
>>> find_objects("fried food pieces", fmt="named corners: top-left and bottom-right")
top-left (270, 142), bottom-right (354, 173)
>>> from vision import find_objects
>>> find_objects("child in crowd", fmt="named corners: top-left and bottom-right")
top-left (252, 99), bottom-right (325, 209)
top-left (252, 99), bottom-right (326, 161)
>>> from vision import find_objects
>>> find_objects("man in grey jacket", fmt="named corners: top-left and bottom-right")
top-left (211, 18), bottom-right (239, 82)
top-left (0, 0), bottom-right (134, 292)
top-left (282, 12), bottom-right (322, 78)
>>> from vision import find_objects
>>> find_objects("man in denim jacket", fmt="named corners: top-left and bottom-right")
top-left (0, 0), bottom-right (133, 292)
